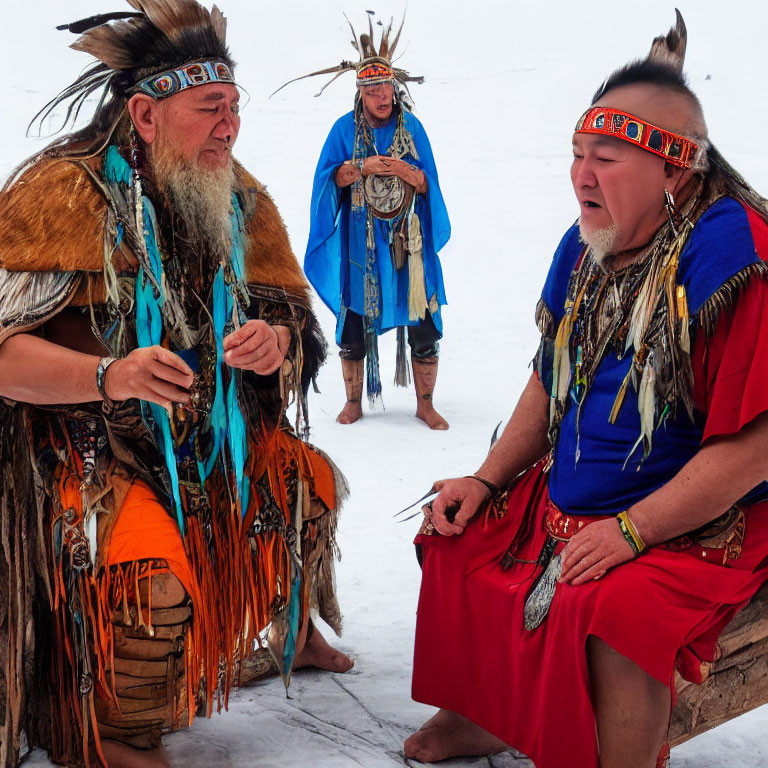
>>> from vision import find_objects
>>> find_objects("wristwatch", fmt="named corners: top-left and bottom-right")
top-left (96, 356), bottom-right (118, 410)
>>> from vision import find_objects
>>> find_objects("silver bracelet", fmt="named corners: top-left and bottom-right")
top-left (96, 356), bottom-right (118, 410)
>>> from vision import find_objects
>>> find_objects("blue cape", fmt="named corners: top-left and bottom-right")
top-left (304, 109), bottom-right (450, 342)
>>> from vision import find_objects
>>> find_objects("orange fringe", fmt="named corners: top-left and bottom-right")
top-left (46, 422), bottom-right (334, 764)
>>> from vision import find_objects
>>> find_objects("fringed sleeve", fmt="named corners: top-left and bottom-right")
top-left (0, 157), bottom-right (111, 347)
top-left (0, 269), bottom-right (81, 345)
top-left (242, 286), bottom-right (328, 436)
top-left (533, 223), bottom-right (584, 389)
top-left (692, 275), bottom-right (768, 442)
top-left (533, 297), bottom-right (557, 391)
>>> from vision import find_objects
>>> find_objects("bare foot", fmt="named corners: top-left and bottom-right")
top-left (416, 403), bottom-right (449, 430)
top-left (98, 739), bottom-right (170, 768)
top-left (336, 400), bottom-right (363, 425)
top-left (294, 626), bottom-right (354, 673)
top-left (404, 709), bottom-right (507, 763)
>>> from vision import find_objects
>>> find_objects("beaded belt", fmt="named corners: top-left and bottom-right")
top-left (544, 501), bottom-right (745, 565)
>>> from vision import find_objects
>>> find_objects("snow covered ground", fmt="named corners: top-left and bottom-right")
top-left (4, 0), bottom-right (768, 765)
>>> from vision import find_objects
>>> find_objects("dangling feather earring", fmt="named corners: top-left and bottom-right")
top-left (129, 125), bottom-right (144, 172)
top-left (128, 125), bottom-right (146, 256)
top-left (664, 188), bottom-right (680, 236)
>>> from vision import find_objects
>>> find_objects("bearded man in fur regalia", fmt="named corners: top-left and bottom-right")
top-left (0, 3), bottom-right (352, 767)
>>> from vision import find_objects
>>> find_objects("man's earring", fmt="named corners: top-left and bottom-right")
top-left (129, 126), bottom-right (145, 172)
top-left (664, 188), bottom-right (679, 236)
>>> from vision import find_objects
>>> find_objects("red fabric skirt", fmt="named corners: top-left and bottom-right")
top-left (411, 462), bottom-right (768, 768)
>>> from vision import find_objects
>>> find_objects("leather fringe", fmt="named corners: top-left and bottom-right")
top-left (535, 297), bottom-right (557, 340)
top-left (0, 404), bottom-right (42, 768)
top-left (694, 261), bottom-right (768, 338)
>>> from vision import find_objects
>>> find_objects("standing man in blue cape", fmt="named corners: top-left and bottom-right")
top-left (284, 16), bottom-right (451, 428)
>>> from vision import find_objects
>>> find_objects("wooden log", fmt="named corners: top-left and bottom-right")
top-left (670, 583), bottom-right (768, 746)
top-left (716, 585), bottom-right (768, 658)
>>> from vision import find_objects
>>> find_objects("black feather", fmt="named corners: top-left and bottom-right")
top-left (57, 12), bottom-right (140, 34)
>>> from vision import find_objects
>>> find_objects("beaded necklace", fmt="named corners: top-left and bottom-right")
top-left (550, 206), bottom-right (699, 466)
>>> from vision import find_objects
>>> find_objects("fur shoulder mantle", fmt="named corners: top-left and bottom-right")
top-left (0, 158), bottom-right (105, 272)
top-left (0, 156), bottom-right (311, 304)
top-left (234, 164), bottom-right (310, 300)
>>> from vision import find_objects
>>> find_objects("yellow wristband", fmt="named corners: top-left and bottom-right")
top-left (617, 511), bottom-right (646, 555)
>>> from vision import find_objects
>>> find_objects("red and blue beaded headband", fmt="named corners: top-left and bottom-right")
top-left (574, 107), bottom-right (698, 169)
top-left (130, 59), bottom-right (235, 99)
top-left (356, 61), bottom-right (395, 86)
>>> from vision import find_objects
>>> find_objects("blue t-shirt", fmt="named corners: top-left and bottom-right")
top-left (540, 198), bottom-right (768, 515)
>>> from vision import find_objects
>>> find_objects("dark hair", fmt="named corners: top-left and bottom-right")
top-left (26, 65), bottom-right (133, 162)
top-left (591, 58), bottom-right (768, 221)
top-left (592, 59), bottom-right (694, 106)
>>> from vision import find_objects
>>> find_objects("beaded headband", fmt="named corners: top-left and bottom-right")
top-left (356, 61), bottom-right (395, 86)
top-left (574, 106), bottom-right (697, 169)
top-left (130, 59), bottom-right (235, 99)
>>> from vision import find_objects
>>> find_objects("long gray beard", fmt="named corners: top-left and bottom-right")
top-left (579, 222), bottom-right (620, 267)
top-left (152, 146), bottom-right (235, 259)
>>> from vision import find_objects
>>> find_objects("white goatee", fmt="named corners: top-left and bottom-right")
top-left (579, 222), bottom-right (620, 267)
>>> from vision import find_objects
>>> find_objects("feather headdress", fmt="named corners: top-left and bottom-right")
top-left (32, 0), bottom-right (234, 139)
top-left (271, 12), bottom-right (424, 99)
top-left (64, 0), bottom-right (230, 72)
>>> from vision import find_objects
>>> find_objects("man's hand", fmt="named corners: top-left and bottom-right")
top-left (362, 156), bottom-right (427, 193)
top-left (335, 162), bottom-right (361, 188)
top-left (223, 320), bottom-right (288, 375)
top-left (426, 477), bottom-right (492, 536)
top-left (558, 519), bottom-right (636, 585)
top-left (105, 346), bottom-right (194, 410)
top-left (362, 155), bottom-right (396, 176)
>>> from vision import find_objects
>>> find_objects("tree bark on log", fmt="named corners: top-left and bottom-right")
top-left (670, 582), bottom-right (768, 746)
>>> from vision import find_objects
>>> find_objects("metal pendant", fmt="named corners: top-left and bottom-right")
top-left (523, 554), bottom-right (562, 631)
top-left (364, 174), bottom-right (414, 220)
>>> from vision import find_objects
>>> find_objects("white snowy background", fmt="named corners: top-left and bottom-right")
top-left (4, 0), bottom-right (768, 765)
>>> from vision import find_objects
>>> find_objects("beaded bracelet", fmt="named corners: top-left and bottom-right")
top-left (617, 511), bottom-right (646, 556)
top-left (464, 475), bottom-right (500, 497)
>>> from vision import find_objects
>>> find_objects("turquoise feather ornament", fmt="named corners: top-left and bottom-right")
top-left (104, 145), bottom-right (252, 533)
